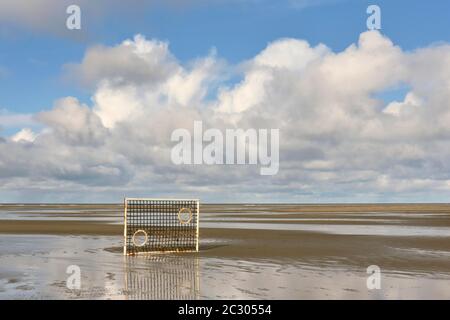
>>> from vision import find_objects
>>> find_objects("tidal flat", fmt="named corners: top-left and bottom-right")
top-left (0, 203), bottom-right (449, 299)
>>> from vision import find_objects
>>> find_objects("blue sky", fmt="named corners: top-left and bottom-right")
top-left (1, 0), bottom-right (449, 118)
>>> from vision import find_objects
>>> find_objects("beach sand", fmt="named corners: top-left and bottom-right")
top-left (0, 204), bottom-right (449, 299)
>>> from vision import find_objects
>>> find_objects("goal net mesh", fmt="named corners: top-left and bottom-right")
top-left (124, 199), bottom-right (199, 255)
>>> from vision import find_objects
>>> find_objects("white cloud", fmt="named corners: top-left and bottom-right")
top-left (36, 97), bottom-right (108, 146)
top-left (11, 128), bottom-right (37, 143)
top-left (92, 83), bottom-right (144, 129)
top-left (2, 31), bottom-right (450, 202)
top-left (383, 92), bottom-right (422, 116)
top-left (216, 38), bottom-right (329, 114)
top-left (64, 35), bottom-right (179, 88)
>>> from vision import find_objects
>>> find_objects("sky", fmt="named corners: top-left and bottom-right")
top-left (0, 0), bottom-right (450, 203)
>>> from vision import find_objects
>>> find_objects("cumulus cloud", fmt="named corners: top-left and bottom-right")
top-left (1, 31), bottom-right (450, 202)
top-left (36, 97), bottom-right (109, 146)
top-left (64, 35), bottom-right (179, 88)
top-left (383, 92), bottom-right (422, 116)
top-left (11, 128), bottom-right (37, 143)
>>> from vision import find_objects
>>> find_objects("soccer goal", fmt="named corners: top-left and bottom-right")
top-left (123, 198), bottom-right (199, 255)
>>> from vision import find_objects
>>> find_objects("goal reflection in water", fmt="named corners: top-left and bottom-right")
top-left (123, 254), bottom-right (200, 300)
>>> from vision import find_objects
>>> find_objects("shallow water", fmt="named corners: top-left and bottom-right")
top-left (1, 234), bottom-right (449, 299)
top-left (1, 204), bottom-right (450, 299)
top-left (202, 222), bottom-right (450, 237)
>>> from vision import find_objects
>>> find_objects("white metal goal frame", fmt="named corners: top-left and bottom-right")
top-left (123, 198), bottom-right (200, 256)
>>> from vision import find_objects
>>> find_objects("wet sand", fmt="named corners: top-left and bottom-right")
top-left (0, 204), bottom-right (450, 299)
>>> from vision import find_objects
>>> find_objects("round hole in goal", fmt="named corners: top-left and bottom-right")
top-left (132, 229), bottom-right (148, 247)
top-left (178, 207), bottom-right (193, 224)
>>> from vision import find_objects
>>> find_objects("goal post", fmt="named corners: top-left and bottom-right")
top-left (123, 198), bottom-right (200, 255)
